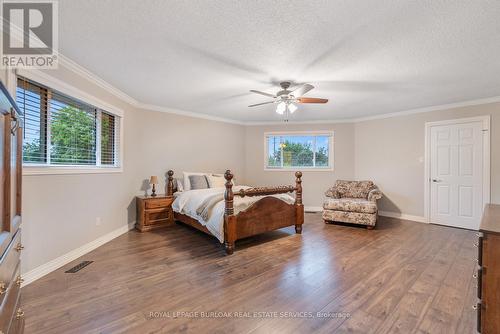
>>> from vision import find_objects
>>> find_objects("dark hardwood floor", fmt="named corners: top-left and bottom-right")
top-left (22, 213), bottom-right (477, 334)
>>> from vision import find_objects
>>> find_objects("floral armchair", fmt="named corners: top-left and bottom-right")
top-left (323, 180), bottom-right (383, 229)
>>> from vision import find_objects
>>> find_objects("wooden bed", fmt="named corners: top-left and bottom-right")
top-left (167, 170), bottom-right (304, 254)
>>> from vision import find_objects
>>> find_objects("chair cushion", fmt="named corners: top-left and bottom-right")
top-left (323, 210), bottom-right (376, 226)
top-left (335, 180), bottom-right (374, 199)
top-left (323, 197), bottom-right (377, 214)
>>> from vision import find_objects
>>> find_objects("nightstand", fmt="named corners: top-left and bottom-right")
top-left (136, 194), bottom-right (174, 232)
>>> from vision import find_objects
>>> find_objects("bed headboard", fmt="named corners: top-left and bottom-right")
top-left (165, 169), bottom-right (303, 206)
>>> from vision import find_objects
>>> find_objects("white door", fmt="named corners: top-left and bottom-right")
top-left (429, 120), bottom-right (485, 230)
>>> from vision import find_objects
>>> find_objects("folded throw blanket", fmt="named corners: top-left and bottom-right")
top-left (196, 191), bottom-right (224, 221)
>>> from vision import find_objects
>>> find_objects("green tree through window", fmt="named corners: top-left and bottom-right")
top-left (267, 134), bottom-right (331, 169)
top-left (50, 106), bottom-right (96, 165)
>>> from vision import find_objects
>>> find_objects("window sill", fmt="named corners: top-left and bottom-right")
top-left (23, 166), bottom-right (123, 176)
top-left (264, 168), bottom-right (334, 172)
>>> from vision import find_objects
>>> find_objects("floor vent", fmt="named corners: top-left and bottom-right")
top-left (65, 261), bottom-right (93, 273)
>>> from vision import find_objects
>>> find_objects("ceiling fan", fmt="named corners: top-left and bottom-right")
top-left (248, 81), bottom-right (328, 117)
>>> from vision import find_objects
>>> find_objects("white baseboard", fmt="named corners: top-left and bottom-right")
top-left (22, 221), bottom-right (136, 287)
top-left (378, 211), bottom-right (427, 223)
top-left (305, 206), bottom-right (323, 212)
top-left (304, 206), bottom-right (426, 224)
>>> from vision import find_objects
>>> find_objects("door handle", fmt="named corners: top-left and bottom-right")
top-left (431, 179), bottom-right (442, 183)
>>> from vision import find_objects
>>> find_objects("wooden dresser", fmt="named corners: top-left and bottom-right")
top-left (476, 204), bottom-right (500, 333)
top-left (0, 81), bottom-right (24, 333)
top-left (136, 195), bottom-right (174, 232)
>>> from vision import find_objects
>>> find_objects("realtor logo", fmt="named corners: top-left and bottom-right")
top-left (1, 0), bottom-right (58, 68)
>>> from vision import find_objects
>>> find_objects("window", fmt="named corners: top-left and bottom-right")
top-left (265, 132), bottom-right (333, 170)
top-left (16, 77), bottom-right (121, 169)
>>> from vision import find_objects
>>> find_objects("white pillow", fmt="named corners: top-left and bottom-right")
top-left (207, 174), bottom-right (226, 188)
top-left (176, 178), bottom-right (184, 192)
top-left (209, 173), bottom-right (237, 187)
top-left (183, 172), bottom-right (208, 191)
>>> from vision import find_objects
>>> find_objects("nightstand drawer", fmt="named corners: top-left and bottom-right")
top-left (144, 208), bottom-right (172, 225)
top-left (145, 198), bottom-right (172, 209)
top-left (136, 195), bottom-right (174, 232)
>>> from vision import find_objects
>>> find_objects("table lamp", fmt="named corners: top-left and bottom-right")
top-left (150, 175), bottom-right (158, 197)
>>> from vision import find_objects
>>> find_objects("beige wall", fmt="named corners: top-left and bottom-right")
top-left (355, 103), bottom-right (500, 217)
top-left (244, 123), bottom-right (355, 207)
top-left (132, 107), bottom-right (245, 190)
top-left (1, 67), bottom-right (245, 274)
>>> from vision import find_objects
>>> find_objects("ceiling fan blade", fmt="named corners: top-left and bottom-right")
top-left (291, 83), bottom-right (314, 97)
top-left (249, 90), bottom-right (276, 98)
top-left (297, 97), bottom-right (328, 104)
top-left (248, 101), bottom-right (275, 107)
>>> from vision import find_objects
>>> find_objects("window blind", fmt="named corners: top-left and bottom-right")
top-left (49, 89), bottom-right (97, 165)
top-left (101, 111), bottom-right (118, 166)
top-left (16, 77), bottom-right (121, 167)
top-left (16, 80), bottom-right (48, 163)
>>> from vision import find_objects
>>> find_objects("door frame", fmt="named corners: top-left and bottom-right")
top-left (424, 115), bottom-right (491, 225)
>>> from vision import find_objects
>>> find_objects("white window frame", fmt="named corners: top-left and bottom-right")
top-left (16, 69), bottom-right (124, 175)
top-left (264, 131), bottom-right (334, 172)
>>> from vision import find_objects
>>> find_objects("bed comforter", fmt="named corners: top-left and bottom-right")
top-left (172, 186), bottom-right (295, 242)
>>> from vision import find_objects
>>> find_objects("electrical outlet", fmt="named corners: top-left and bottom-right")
top-left (96, 217), bottom-right (102, 226)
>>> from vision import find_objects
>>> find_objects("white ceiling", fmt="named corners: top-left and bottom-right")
top-left (58, 0), bottom-right (500, 122)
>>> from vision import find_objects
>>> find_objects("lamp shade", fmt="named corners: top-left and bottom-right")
top-left (149, 175), bottom-right (158, 184)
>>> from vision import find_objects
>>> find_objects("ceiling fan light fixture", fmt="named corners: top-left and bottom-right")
top-left (276, 101), bottom-right (286, 115)
top-left (249, 82), bottom-right (327, 121)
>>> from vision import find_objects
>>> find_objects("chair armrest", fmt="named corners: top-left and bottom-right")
top-left (368, 188), bottom-right (383, 202)
top-left (325, 186), bottom-right (340, 198)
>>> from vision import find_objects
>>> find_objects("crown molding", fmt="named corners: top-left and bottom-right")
top-left (136, 103), bottom-right (245, 125)
top-left (349, 95), bottom-right (500, 123)
top-left (245, 96), bottom-right (500, 126)
top-left (58, 54), bottom-right (139, 107)
top-left (54, 53), bottom-right (500, 126)
top-left (17, 67), bottom-right (125, 118)
top-left (56, 54), bottom-right (244, 125)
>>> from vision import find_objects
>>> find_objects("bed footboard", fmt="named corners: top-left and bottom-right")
top-left (223, 170), bottom-right (304, 255)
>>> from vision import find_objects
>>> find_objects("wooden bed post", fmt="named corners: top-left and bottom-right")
top-left (223, 170), bottom-right (237, 254)
top-left (294, 171), bottom-right (304, 234)
top-left (167, 170), bottom-right (174, 196)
